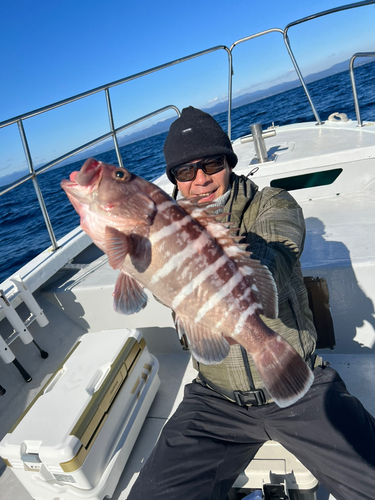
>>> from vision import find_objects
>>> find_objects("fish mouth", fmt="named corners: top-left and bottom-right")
top-left (61, 158), bottom-right (102, 193)
top-left (74, 158), bottom-right (102, 188)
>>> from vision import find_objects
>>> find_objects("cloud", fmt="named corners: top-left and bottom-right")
top-left (208, 97), bottom-right (219, 103)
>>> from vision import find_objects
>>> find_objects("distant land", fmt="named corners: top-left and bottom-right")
top-left (1, 57), bottom-right (374, 188)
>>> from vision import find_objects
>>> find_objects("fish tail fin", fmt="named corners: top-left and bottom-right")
top-left (240, 320), bottom-right (314, 408)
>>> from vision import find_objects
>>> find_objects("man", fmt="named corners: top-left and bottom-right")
top-left (128, 106), bottom-right (375, 500)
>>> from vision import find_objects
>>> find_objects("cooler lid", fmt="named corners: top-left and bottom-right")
top-left (2, 329), bottom-right (144, 464)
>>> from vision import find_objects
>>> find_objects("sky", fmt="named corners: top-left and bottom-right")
top-left (1, 0), bottom-right (375, 181)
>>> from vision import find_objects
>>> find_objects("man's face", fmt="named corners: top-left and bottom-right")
top-left (176, 158), bottom-right (231, 203)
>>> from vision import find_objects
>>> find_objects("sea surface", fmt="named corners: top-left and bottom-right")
top-left (1, 61), bottom-right (374, 284)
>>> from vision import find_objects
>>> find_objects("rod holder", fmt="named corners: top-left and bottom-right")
top-left (0, 292), bottom-right (33, 345)
top-left (0, 281), bottom-right (49, 367)
top-left (10, 276), bottom-right (49, 327)
top-left (250, 123), bottom-right (270, 163)
top-left (0, 334), bottom-right (15, 364)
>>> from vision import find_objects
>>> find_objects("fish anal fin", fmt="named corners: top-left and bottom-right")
top-left (177, 316), bottom-right (230, 364)
top-left (113, 272), bottom-right (148, 314)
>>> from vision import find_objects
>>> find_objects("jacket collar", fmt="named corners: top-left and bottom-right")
top-left (224, 173), bottom-right (259, 223)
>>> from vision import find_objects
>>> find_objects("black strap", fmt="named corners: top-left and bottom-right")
top-left (196, 346), bottom-right (268, 406)
top-left (197, 371), bottom-right (268, 407)
top-left (240, 346), bottom-right (255, 390)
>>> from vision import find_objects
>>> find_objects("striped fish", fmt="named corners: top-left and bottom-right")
top-left (61, 158), bottom-right (314, 407)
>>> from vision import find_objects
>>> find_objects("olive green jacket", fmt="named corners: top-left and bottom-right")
top-left (196, 173), bottom-right (317, 397)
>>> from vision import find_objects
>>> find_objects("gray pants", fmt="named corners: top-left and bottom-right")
top-left (128, 365), bottom-right (375, 500)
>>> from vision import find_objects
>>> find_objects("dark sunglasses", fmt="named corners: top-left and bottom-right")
top-left (171, 155), bottom-right (226, 182)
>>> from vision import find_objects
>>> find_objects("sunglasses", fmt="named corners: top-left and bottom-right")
top-left (171, 155), bottom-right (226, 183)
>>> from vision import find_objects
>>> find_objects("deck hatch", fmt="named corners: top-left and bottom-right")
top-left (270, 168), bottom-right (342, 191)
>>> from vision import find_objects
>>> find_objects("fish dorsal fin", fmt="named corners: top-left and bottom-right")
top-left (113, 272), bottom-right (148, 314)
top-left (178, 198), bottom-right (228, 223)
top-left (238, 257), bottom-right (278, 319)
top-left (177, 197), bottom-right (211, 216)
top-left (178, 198), bottom-right (235, 238)
top-left (176, 315), bottom-right (230, 364)
top-left (223, 239), bottom-right (278, 319)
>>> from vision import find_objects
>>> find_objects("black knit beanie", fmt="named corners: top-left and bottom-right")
top-left (164, 106), bottom-right (238, 184)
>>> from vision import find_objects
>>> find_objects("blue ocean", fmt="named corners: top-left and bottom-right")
top-left (1, 62), bottom-right (374, 284)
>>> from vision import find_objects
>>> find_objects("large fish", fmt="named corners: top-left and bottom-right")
top-left (61, 158), bottom-right (314, 407)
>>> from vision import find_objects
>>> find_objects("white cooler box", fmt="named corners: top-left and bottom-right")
top-left (0, 328), bottom-right (160, 500)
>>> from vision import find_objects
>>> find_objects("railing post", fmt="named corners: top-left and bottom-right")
top-left (350, 52), bottom-right (375, 127)
top-left (105, 88), bottom-right (124, 168)
top-left (283, 31), bottom-right (322, 125)
top-left (229, 28), bottom-right (286, 137)
top-left (227, 50), bottom-right (233, 140)
top-left (17, 120), bottom-right (59, 251)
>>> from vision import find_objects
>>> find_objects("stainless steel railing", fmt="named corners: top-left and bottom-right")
top-left (0, 45), bottom-right (232, 251)
top-left (350, 52), bottom-right (375, 127)
top-left (1, 105), bottom-right (182, 251)
top-left (229, 1), bottom-right (375, 127)
top-left (0, 1), bottom-right (374, 253)
top-left (283, 0), bottom-right (375, 126)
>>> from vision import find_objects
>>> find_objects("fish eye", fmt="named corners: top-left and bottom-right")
top-left (114, 168), bottom-right (129, 181)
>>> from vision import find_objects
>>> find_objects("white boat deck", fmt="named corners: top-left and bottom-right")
top-left (1, 341), bottom-right (374, 500)
top-left (1, 246), bottom-right (375, 499)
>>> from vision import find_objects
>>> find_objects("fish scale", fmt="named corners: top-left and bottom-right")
top-left (61, 158), bottom-right (314, 408)
top-left (151, 216), bottom-right (244, 321)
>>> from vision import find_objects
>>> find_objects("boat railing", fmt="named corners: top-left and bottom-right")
top-left (1, 104), bottom-right (182, 251)
top-left (0, 45), bottom-right (233, 253)
top-left (0, 0), bottom-right (374, 255)
top-left (350, 52), bottom-right (375, 126)
top-left (282, 0), bottom-right (375, 126)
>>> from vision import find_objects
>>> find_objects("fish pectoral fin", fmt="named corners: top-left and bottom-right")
top-left (105, 227), bottom-right (152, 273)
top-left (113, 272), bottom-right (148, 314)
top-left (105, 226), bottom-right (133, 269)
top-left (177, 316), bottom-right (230, 364)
